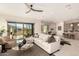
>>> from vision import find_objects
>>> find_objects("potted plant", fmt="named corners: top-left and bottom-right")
top-left (0, 26), bottom-right (5, 37)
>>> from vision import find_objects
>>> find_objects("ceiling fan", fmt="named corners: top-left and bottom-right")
top-left (25, 3), bottom-right (43, 14)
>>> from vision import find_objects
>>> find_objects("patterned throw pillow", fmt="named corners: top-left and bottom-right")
top-left (46, 35), bottom-right (56, 43)
top-left (18, 39), bottom-right (26, 49)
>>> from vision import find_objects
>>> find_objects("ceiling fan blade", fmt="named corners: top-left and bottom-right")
top-left (31, 8), bottom-right (43, 12)
top-left (24, 3), bottom-right (31, 8)
top-left (24, 3), bottom-right (43, 13)
top-left (25, 9), bottom-right (31, 14)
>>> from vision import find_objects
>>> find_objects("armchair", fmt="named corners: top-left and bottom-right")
top-left (2, 36), bottom-right (16, 49)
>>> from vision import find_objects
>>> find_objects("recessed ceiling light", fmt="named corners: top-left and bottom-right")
top-left (70, 24), bottom-right (73, 27)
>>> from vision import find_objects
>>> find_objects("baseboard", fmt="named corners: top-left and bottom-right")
top-left (49, 53), bottom-right (55, 56)
top-left (52, 49), bottom-right (60, 54)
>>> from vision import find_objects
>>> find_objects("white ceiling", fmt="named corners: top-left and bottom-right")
top-left (0, 3), bottom-right (79, 22)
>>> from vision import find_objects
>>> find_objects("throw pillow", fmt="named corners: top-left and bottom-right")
top-left (34, 33), bottom-right (39, 38)
top-left (18, 39), bottom-right (26, 49)
top-left (23, 39), bottom-right (26, 44)
top-left (46, 35), bottom-right (56, 43)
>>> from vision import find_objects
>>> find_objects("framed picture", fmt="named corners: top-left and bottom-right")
top-left (58, 26), bottom-right (61, 30)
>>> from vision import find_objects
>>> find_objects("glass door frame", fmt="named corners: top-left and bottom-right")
top-left (7, 21), bottom-right (34, 39)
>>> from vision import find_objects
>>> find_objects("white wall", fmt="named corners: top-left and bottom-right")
top-left (0, 15), bottom-right (65, 37)
top-left (0, 17), bottom-right (7, 36)
top-left (56, 21), bottom-right (64, 36)
top-left (6, 17), bottom-right (42, 34)
top-left (41, 21), bottom-right (56, 33)
top-left (49, 23), bottom-right (56, 31)
top-left (0, 15), bottom-right (42, 36)
top-left (34, 21), bottom-right (41, 33)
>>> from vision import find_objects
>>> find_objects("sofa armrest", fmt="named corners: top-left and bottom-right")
top-left (42, 41), bottom-right (60, 54)
top-left (54, 36), bottom-right (61, 42)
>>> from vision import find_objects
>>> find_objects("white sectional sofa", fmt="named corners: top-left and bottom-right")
top-left (34, 34), bottom-right (61, 55)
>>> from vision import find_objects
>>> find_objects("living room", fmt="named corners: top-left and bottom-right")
top-left (0, 3), bottom-right (79, 56)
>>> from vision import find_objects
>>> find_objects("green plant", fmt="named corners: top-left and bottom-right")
top-left (0, 26), bottom-right (5, 36)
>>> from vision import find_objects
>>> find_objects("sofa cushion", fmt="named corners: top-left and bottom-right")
top-left (39, 34), bottom-right (51, 41)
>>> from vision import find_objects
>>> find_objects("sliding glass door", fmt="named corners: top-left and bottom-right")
top-left (16, 23), bottom-right (23, 39)
top-left (8, 23), bottom-right (16, 37)
top-left (7, 22), bottom-right (34, 44)
top-left (24, 24), bottom-right (33, 37)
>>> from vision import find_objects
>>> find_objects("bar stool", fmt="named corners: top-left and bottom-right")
top-left (70, 34), bottom-right (75, 39)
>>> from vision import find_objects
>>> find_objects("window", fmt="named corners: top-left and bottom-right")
top-left (7, 22), bottom-right (34, 44)
top-left (42, 25), bottom-right (49, 34)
